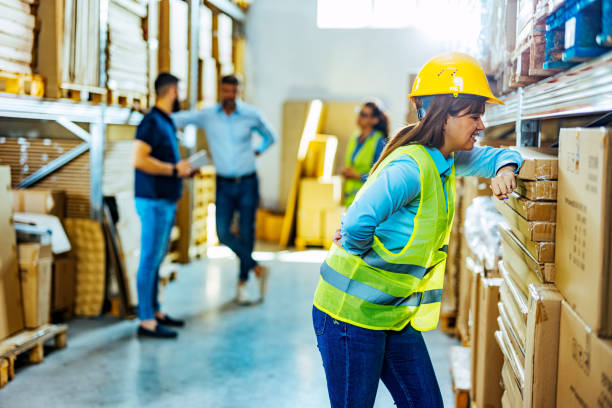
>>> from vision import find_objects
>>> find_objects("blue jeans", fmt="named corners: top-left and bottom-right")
top-left (313, 306), bottom-right (443, 408)
top-left (215, 176), bottom-right (259, 282)
top-left (135, 197), bottom-right (177, 321)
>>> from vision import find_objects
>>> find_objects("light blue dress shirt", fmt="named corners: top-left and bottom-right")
top-left (340, 145), bottom-right (524, 255)
top-left (172, 101), bottom-right (276, 177)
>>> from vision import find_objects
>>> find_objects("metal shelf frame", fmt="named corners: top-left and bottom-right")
top-left (0, 95), bottom-right (144, 221)
top-left (484, 51), bottom-right (612, 145)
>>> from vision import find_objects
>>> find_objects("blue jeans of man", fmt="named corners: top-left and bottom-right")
top-left (215, 175), bottom-right (259, 282)
top-left (135, 197), bottom-right (177, 321)
top-left (313, 306), bottom-right (443, 408)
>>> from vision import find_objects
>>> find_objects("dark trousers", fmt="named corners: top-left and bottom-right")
top-left (313, 306), bottom-right (444, 408)
top-left (215, 175), bottom-right (259, 282)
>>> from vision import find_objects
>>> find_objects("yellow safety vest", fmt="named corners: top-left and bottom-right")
top-left (314, 144), bottom-right (456, 331)
top-left (344, 131), bottom-right (384, 206)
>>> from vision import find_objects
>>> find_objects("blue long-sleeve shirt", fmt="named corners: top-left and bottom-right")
top-left (340, 145), bottom-right (524, 255)
top-left (172, 101), bottom-right (276, 177)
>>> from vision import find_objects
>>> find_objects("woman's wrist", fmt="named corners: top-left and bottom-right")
top-left (496, 164), bottom-right (517, 176)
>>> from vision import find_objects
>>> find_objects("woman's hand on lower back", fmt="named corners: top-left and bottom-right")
top-left (332, 229), bottom-right (343, 247)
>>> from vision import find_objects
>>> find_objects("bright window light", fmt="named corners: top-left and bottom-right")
top-left (317, 0), bottom-right (482, 52)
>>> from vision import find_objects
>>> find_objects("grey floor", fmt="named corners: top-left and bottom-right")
top-left (2, 246), bottom-right (458, 408)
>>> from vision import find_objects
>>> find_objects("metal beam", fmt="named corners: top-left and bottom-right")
top-left (205, 0), bottom-right (245, 22)
top-left (89, 121), bottom-right (105, 222)
top-left (17, 143), bottom-right (90, 188)
top-left (55, 118), bottom-right (92, 142)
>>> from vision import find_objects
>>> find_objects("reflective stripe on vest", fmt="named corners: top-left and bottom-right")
top-left (313, 144), bottom-right (456, 331)
top-left (344, 131), bottom-right (383, 206)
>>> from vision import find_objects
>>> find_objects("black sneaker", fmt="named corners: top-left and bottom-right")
top-left (138, 324), bottom-right (178, 339)
top-left (156, 315), bottom-right (185, 327)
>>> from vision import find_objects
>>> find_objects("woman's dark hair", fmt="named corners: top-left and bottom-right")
top-left (371, 94), bottom-right (486, 173)
top-left (363, 101), bottom-right (390, 140)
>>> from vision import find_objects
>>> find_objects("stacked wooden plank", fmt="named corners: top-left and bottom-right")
top-left (190, 166), bottom-right (216, 258)
top-left (0, 137), bottom-right (91, 219)
top-left (107, 0), bottom-right (149, 107)
top-left (63, 0), bottom-right (101, 88)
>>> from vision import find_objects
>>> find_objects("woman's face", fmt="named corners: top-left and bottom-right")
top-left (443, 109), bottom-right (485, 151)
top-left (356, 106), bottom-right (378, 130)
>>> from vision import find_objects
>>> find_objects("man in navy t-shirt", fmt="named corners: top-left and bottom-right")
top-left (132, 73), bottom-right (192, 338)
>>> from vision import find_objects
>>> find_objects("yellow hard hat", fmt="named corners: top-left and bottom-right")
top-left (409, 52), bottom-right (504, 105)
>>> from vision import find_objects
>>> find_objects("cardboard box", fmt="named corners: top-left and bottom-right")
top-left (556, 301), bottom-right (612, 407)
top-left (511, 146), bottom-right (558, 181)
top-left (297, 209), bottom-right (323, 241)
top-left (52, 253), bottom-right (75, 312)
top-left (499, 292), bottom-right (527, 354)
top-left (501, 361), bottom-right (523, 408)
top-left (298, 177), bottom-right (342, 211)
top-left (456, 245), bottom-right (475, 345)
top-left (498, 217), bottom-right (554, 263)
top-left (556, 127), bottom-right (612, 337)
top-left (499, 260), bottom-right (540, 301)
top-left (496, 325), bottom-right (525, 390)
top-left (12, 189), bottom-right (66, 221)
top-left (504, 194), bottom-right (556, 222)
top-left (499, 224), bottom-right (555, 283)
top-left (323, 206), bottom-right (344, 245)
top-left (516, 179), bottom-right (557, 201)
top-left (473, 276), bottom-right (504, 408)
top-left (494, 198), bottom-right (556, 242)
top-left (469, 269), bottom-right (482, 402)
top-left (18, 243), bottom-right (52, 328)
top-left (523, 284), bottom-right (562, 408)
top-left (0, 166), bottom-right (25, 341)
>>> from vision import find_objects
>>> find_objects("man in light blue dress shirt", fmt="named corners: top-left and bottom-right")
top-left (173, 75), bottom-right (276, 304)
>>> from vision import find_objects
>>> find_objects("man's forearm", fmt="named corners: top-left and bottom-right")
top-left (135, 156), bottom-right (174, 176)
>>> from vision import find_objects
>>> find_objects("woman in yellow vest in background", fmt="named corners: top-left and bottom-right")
top-left (342, 101), bottom-right (389, 206)
top-left (312, 53), bottom-right (524, 408)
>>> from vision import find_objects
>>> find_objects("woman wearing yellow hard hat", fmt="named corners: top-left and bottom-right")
top-left (312, 52), bottom-right (523, 407)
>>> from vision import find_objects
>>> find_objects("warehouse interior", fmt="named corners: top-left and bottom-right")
top-left (0, 0), bottom-right (611, 407)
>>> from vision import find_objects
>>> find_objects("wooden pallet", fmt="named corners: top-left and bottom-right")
top-left (107, 90), bottom-right (148, 109)
top-left (0, 71), bottom-right (44, 97)
top-left (450, 345), bottom-right (471, 408)
top-left (0, 324), bottom-right (68, 389)
top-left (59, 83), bottom-right (107, 104)
top-left (439, 312), bottom-right (458, 336)
top-left (294, 237), bottom-right (332, 251)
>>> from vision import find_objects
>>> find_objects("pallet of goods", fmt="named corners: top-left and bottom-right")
top-left (0, 0), bottom-right (44, 97)
top-left (106, 0), bottom-right (150, 109)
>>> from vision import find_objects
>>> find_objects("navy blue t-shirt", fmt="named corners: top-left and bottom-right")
top-left (134, 107), bottom-right (182, 201)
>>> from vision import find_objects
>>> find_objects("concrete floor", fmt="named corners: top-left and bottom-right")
top-left (2, 246), bottom-right (458, 408)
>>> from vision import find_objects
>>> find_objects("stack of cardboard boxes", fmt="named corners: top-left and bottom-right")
top-left (555, 127), bottom-right (612, 406)
top-left (492, 147), bottom-right (563, 408)
top-left (295, 177), bottom-right (344, 249)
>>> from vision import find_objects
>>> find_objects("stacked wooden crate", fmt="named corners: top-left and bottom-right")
top-left (0, 0), bottom-right (44, 97)
top-left (190, 166), bottom-right (216, 258)
top-left (493, 147), bottom-right (562, 408)
top-left (106, 0), bottom-right (149, 108)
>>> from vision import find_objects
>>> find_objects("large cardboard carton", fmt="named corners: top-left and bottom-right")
top-left (18, 243), bottom-right (52, 328)
top-left (469, 269), bottom-right (482, 401)
top-left (297, 208), bottom-right (323, 242)
top-left (556, 301), bottom-right (612, 406)
top-left (298, 177), bottom-right (342, 211)
top-left (501, 361), bottom-right (523, 408)
top-left (556, 127), bottom-right (612, 337)
top-left (494, 198), bottom-right (556, 242)
top-left (473, 276), bottom-right (504, 408)
top-left (511, 146), bottom-right (558, 181)
top-left (516, 179), bottom-right (557, 201)
top-left (0, 166), bottom-right (25, 339)
top-left (523, 284), bottom-right (562, 408)
top-left (52, 253), bottom-right (76, 312)
top-left (499, 224), bottom-right (555, 283)
top-left (504, 195), bottom-right (556, 222)
top-left (11, 189), bottom-right (66, 221)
